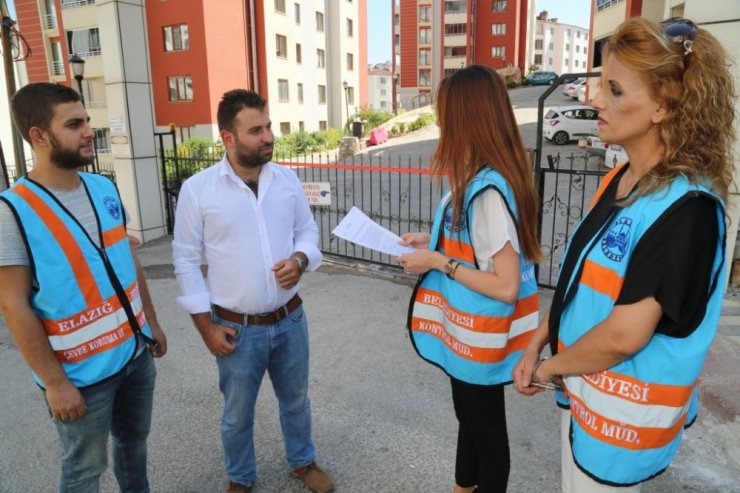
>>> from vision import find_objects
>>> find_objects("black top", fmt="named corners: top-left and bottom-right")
top-left (549, 167), bottom-right (720, 354)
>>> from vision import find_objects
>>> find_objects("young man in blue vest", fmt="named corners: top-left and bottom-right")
top-left (0, 82), bottom-right (167, 492)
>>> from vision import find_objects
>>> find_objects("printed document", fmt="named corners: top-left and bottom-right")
top-left (332, 207), bottom-right (416, 257)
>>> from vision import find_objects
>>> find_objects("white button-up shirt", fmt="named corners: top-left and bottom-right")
top-left (172, 157), bottom-right (321, 315)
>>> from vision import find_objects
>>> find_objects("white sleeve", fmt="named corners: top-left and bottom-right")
top-left (470, 188), bottom-right (520, 272)
top-left (172, 180), bottom-right (211, 314)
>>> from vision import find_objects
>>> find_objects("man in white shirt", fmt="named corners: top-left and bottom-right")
top-left (172, 89), bottom-right (332, 493)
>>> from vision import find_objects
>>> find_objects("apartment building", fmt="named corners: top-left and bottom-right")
top-left (15, 0), bottom-right (367, 144)
top-left (367, 62), bottom-right (393, 111)
top-left (532, 11), bottom-right (589, 74)
top-left (15, 0), bottom-right (111, 153)
top-left (147, 0), bottom-right (367, 139)
top-left (393, 0), bottom-right (533, 110)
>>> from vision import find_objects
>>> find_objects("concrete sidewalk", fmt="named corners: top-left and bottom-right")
top-left (0, 236), bottom-right (738, 492)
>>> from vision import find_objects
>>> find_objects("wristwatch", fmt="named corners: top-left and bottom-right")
top-left (292, 254), bottom-right (307, 273)
top-left (443, 258), bottom-right (460, 280)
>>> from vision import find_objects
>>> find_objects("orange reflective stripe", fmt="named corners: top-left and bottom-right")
top-left (13, 184), bottom-right (102, 305)
top-left (102, 224), bottom-right (127, 248)
top-left (580, 259), bottom-right (623, 300)
top-left (581, 371), bottom-right (695, 407)
top-left (56, 322), bottom-right (135, 363)
top-left (411, 317), bottom-right (532, 363)
top-left (441, 237), bottom-right (476, 263)
top-left (415, 287), bottom-right (537, 334)
top-left (513, 293), bottom-right (539, 320)
top-left (569, 393), bottom-right (686, 450)
top-left (588, 163), bottom-right (626, 210)
top-left (42, 281), bottom-right (139, 336)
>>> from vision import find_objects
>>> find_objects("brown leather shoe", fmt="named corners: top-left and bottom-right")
top-left (292, 462), bottom-right (334, 493)
top-left (224, 480), bottom-right (252, 493)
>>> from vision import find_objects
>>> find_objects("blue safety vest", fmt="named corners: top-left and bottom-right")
top-left (555, 167), bottom-right (726, 486)
top-left (0, 173), bottom-right (152, 388)
top-left (407, 167), bottom-right (539, 385)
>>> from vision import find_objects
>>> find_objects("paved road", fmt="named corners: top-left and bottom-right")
top-left (0, 237), bottom-right (738, 492)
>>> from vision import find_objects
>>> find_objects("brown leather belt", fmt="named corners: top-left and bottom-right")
top-left (212, 294), bottom-right (302, 326)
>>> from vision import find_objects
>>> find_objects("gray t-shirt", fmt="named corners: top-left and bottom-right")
top-left (0, 183), bottom-right (100, 266)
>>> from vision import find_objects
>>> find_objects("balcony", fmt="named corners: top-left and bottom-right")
top-left (61, 0), bottom-right (95, 9)
top-left (50, 60), bottom-right (65, 77)
top-left (43, 13), bottom-right (57, 30)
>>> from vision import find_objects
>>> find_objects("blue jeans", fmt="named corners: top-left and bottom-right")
top-left (51, 349), bottom-right (156, 493)
top-left (214, 305), bottom-right (315, 487)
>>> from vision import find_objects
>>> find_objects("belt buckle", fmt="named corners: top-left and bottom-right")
top-left (252, 311), bottom-right (271, 324)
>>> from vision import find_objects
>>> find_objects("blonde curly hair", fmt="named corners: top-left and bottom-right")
top-left (603, 17), bottom-right (736, 201)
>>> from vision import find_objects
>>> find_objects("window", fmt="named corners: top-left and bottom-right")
top-left (316, 11), bottom-right (324, 31)
top-left (94, 128), bottom-right (110, 152)
top-left (567, 28), bottom-right (571, 36)
top-left (296, 43), bottom-right (302, 63)
top-left (317, 48), bottom-right (325, 68)
top-left (491, 46), bottom-right (505, 58)
top-left (297, 83), bottom-right (303, 103)
top-left (163, 24), bottom-right (189, 52)
top-left (319, 121), bottom-right (327, 130)
top-left (492, 0), bottom-right (507, 12)
top-left (347, 52), bottom-right (354, 71)
top-left (549, 42), bottom-right (554, 50)
top-left (380, 101), bottom-right (387, 108)
top-left (565, 58), bottom-right (569, 65)
top-left (419, 27), bottom-right (431, 44)
top-left (380, 77), bottom-right (387, 84)
top-left (576, 45), bottom-right (580, 53)
top-left (294, 3), bottom-right (300, 23)
top-left (574, 60), bottom-right (579, 67)
top-left (275, 0), bottom-right (285, 13)
top-left (491, 23), bottom-right (506, 35)
top-left (445, 23), bottom-right (466, 36)
top-left (535, 39), bottom-right (543, 50)
top-left (299, 121), bottom-right (305, 132)
top-left (280, 122), bottom-right (291, 135)
top-left (380, 89), bottom-right (387, 96)
top-left (566, 43), bottom-right (570, 51)
top-left (584, 47), bottom-right (587, 55)
top-left (445, 0), bottom-right (466, 13)
top-left (67, 27), bottom-right (101, 56)
top-left (419, 70), bottom-right (431, 87)
top-left (50, 41), bottom-right (64, 76)
top-left (534, 54), bottom-right (542, 64)
top-left (276, 34), bottom-right (287, 58)
top-left (346, 18), bottom-right (353, 37)
top-left (444, 46), bottom-right (466, 58)
top-left (419, 6), bottom-right (430, 22)
top-left (346, 86), bottom-right (355, 104)
top-left (318, 85), bottom-right (326, 104)
top-left (577, 31), bottom-right (581, 38)
top-left (278, 79), bottom-right (289, 102)
top-left (167, 75), bottom-right (193, 101)
top-left (548, 57), bottom-right (553, 65)
top-left (419, 49), bottom-right (430, 65)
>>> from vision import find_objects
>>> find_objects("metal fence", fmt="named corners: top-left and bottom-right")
top-left (157, 143), bottom-right (610, 284)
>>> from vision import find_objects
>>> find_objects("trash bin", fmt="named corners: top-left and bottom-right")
top-left (352, 121), bottom-right (365, 139)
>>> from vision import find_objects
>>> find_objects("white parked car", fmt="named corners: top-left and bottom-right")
top-left (563, 78), bottom-right (586, 99)
top-left (577, 85), bottom-right (587, 102)
top-left (544, 105), bottom-right (600, 145)
top-left (584, 134), bottom-right (629, 168)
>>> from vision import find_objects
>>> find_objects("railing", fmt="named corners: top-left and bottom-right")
top-left (77, 49), bottom-right (102, 58)
top-left (43, 14), bottom-right (57, 30)
top-left (159, 149), bottom-right (444, 269)
top-left (51, 60), bottom-right (65, 76)
top-left (61, 0), bottom-right (95, 9)
top-left (536, 152), bottom-right (608, 288)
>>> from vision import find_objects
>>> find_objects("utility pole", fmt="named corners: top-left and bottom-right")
top-left (1, 0), bottom-right (27, 179)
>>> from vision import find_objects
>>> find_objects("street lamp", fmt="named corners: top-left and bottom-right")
top-left (342, 80), bottom-right (350, 136)
top-left (69, 53), bottom-right (98, 172)
top-left (69, 53), bottom-right (85, 106)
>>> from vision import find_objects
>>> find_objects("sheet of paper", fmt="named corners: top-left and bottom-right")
top-left (332, 207), bottom-right (416, 257)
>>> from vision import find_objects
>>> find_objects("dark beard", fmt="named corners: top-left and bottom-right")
top-left (49, 135), bottom-right (94, 170)
top-left (234, 145), bottom-right (272, 169)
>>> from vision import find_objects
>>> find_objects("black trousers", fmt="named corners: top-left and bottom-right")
top-left (450, 377), bottom-right (509, 493)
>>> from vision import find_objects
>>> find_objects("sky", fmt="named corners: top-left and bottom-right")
top-left (367, 0), bottom-right (592, 65)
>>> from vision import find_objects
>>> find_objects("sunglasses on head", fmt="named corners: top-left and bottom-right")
top-left (660, 18), bottom-right (698, 55)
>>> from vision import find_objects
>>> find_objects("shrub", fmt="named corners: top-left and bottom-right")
top-left (353, 106), bottom-right (393, 134)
